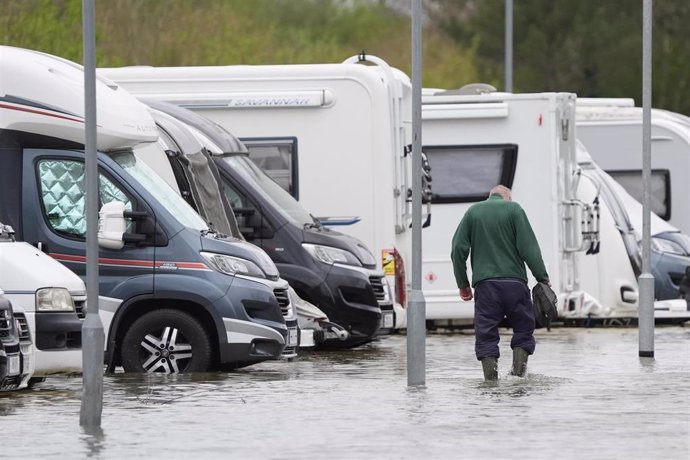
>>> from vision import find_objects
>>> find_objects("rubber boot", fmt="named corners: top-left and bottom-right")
top-left (511, 347), bottom-right (529, 377)
top-left (481, 357), bottom-right (498, 381)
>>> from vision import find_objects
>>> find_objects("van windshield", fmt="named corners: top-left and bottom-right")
top-left (220, 155), bottom-right (315, 227)
top-left (110, 147), bottom-right (209, 232)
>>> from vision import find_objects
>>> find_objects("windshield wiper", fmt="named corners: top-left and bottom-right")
top-left (304, 214), bottom-right (323, 230)
top-left (201, 221), bottom-right (218, 236)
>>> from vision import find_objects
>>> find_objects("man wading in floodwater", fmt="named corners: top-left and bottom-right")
top-left (450, 185), bottom-right (550, 381)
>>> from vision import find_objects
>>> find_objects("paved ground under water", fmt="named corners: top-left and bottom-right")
top-left (1, 326), bottom-right (689, 459)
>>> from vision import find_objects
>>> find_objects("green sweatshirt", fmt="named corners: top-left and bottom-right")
top-left (450, 193), bottom-right (549, 288)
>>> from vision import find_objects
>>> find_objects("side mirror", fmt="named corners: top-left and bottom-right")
top-left (98, 201), bottom-right (126, 250)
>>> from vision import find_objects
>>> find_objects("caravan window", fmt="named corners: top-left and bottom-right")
top-left (37, 159), bottom-right (133, 238)
top-left (240, 137), bottom-right (299, 199)
top-left (423, 144), bottom-right (518, 203)
top-left (606, 169), bottom-right (671, 220)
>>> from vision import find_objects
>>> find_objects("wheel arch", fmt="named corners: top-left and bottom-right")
top-left (107, 295), bottom-right (224, 370)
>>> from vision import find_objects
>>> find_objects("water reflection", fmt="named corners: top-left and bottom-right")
top-left (108, 372), bottom-right (248, 407)
top-left (0, 391), bottom-right (25, 416)
top-left (80, 425), bottom-right (105, 458)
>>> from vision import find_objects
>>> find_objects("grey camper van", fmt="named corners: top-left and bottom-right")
top-left (0, 46), bottom-right (293, 372)
top-left (143, 100), bottom-right (394, 347)
top-left (134, 105), bottom-right (300, 357)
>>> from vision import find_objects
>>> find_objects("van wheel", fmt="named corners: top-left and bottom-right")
top-left (121, 309), bottom-right (212, 373)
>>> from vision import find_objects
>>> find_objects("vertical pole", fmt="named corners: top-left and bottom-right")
top-left (638, 0), bottom-right (654, 358)
top-left (407, 0), bottom-right (426, 386)
top-left (80, 0), bottom-right (105, 426)
top-left (505, 0), bottom-right (513, 92)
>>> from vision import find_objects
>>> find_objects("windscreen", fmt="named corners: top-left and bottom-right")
top-left (111, 148), bottom-right (209, 231)
top-left (220, 155), bottom-right (315, 227)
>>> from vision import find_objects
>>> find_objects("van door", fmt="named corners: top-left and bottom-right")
top-left (21, 149), bottom-right (156, 297)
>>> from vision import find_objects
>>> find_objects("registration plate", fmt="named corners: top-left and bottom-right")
top-left (288, 328), bottom-right (299, 347)
top-left (8, 354), bottom-right (20, 376)
top-left (381, 312), bottom-right (394, 329)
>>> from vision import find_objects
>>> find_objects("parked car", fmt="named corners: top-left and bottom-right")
top-left (0, 294), bottom-right (34, 390)
top-left (0, 222), bottom-right (84, 380)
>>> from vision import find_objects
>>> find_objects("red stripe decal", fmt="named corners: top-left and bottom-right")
top-left (51, 253), bottom-right (86, 262)
top-left (50, 253), bottom-right (208, 270)
top-left (160, 262), bottom-right (209, 270)
top-left (0, 102), bottom-right (85, 124)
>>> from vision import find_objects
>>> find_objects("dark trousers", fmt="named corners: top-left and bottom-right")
top-left (473, 278), bottom-right (536, 360)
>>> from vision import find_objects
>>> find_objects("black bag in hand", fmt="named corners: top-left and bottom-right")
top-left (532, 282), bottom-right (558, 330)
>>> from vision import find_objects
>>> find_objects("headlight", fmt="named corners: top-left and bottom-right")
top-left (239, 242), bottom-right (280, 279)
top-left (36, 288), bottom-right (75, 312)
top-left (651, 237), bottom-right (686, 255)
top-left (302, 243), bottom-right (362, 266)
top-left (200, 252), bottom-right (266, 279)
top-left (353, 243), bottom-right (377, 266)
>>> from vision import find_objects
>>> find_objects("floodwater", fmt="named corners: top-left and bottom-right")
top-left (1, 327), bottom-right (689, 459)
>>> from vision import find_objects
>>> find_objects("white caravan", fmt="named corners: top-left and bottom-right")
top-left (576, 98), bottom-right (690, 235)
top-left (421, 90), bottom-right (606, 323)
top-left (100, 55), bottom-right (427, 328)
top-left (421, 88), bottom-right (688, 322)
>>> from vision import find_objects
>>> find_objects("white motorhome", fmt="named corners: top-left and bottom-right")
top-left (576, 144), bottom-right (690, 316)
top-left (421, 90), bottom-right (605, 323)
top-left (100, 55), bottom-right (427, 329)
top-left (576, 98), bottom-right (690, 235)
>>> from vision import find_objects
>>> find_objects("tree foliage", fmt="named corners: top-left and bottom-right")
top-left (0, 0), bottom-right (478, 89)
top-left (428, 0), bottom-right (690, 115)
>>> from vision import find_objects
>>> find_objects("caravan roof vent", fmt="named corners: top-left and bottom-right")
top-left (441, 83), bottom-right (497, 96)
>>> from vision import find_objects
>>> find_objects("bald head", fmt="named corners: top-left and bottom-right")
top-left (490, 185), bottom-right (512, 201)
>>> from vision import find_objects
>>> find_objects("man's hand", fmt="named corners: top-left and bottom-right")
top-left (459, 287), bottom-right (473, 301)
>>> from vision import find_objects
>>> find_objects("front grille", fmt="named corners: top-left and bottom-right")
top-left (369, 276), bottom-right (387, 302)
top-left (13, 312), bottom-right (31, 341)
top-left (273, 289), bottom-right (290, 317)
top-left (74, 298), bottom-right (86, 319)
top-left (3, 343), bottom-right (19, 354)
top-left (0, 308), bottom-right (12, 338)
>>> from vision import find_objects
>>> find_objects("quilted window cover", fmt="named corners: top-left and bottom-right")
top-left (39, 159), bottom-right (131, 236)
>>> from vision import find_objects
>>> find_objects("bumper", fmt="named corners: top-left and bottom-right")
top-left (0, 344), bottom-right (33, 391)
top-left (25, 311), bottom-right (83, 376)
top-left (0, 349), bottom-right (23, 390)
top-left (215, 275), bottom-right (291, 366)
top-left (34, 311), bottom-right (83, 350)
top-left (281, 319), bottom-right (299, 360)
top-left (308, 265), bottom-right (383, 339)
top-left (375, 302), bottom-right (396, 336)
